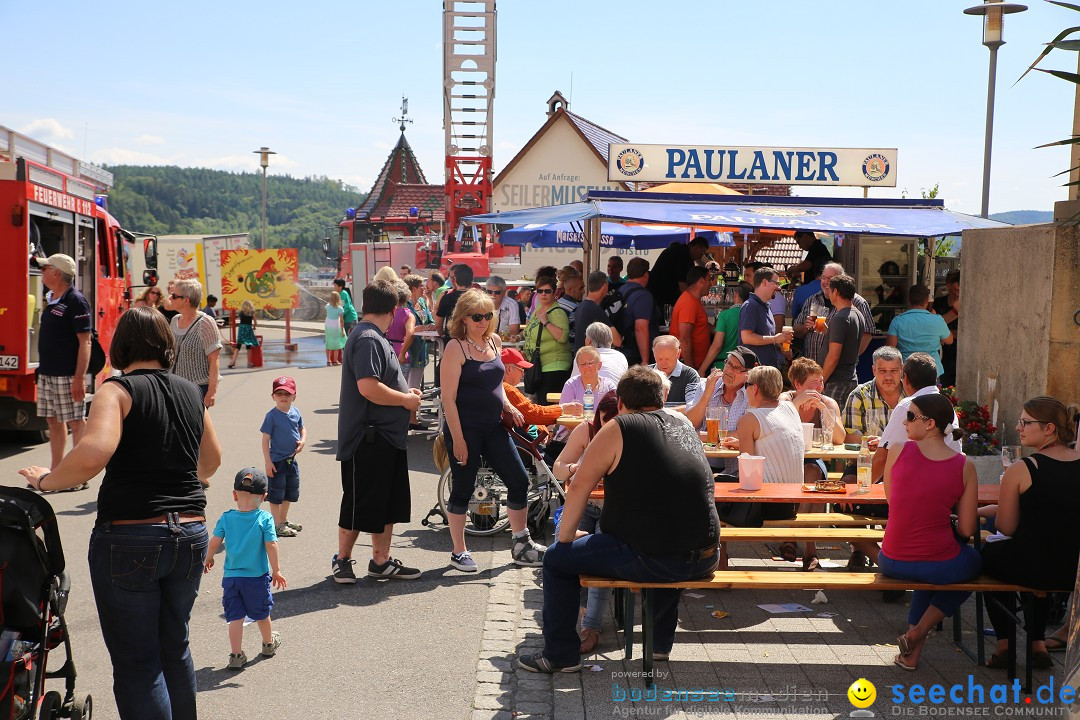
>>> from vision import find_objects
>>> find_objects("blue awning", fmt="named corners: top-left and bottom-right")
top-left (497, 222), bottom-right (736, 250)
top-left (465, 192), bottom-right (1007, 238)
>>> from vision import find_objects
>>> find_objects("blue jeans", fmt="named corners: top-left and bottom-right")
top-left (444, 423), bottom-right (529, 515)
top-left (89, 520), bottom-right (208, 720)
top-left (878, 544), bottom-right (982, 626)
top-left (541, 533), bottom-right (718, 666)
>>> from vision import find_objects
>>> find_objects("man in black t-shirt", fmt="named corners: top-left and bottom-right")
top-left (788, 231), bottom-right (832, 285)
top-left (646, 236), bottom-right (709, 311)
top-left (516, 367), bottom-right (720, 674)
top-left (572, 271), bottom-right (611, 354)
top-left (35, 253), bottom-right (93, 477)
top-left (334, 280), bottom-right (423, 584)
top-left (932, 270), bottom-right (960, 386)
top-left (434, 264), bottom-right (474, 386)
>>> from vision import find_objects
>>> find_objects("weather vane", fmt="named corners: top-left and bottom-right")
top-left (393, 96), bottom-right (412, 133)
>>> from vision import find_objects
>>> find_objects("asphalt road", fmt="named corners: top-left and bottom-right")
top-left (1, 325), bottom-right (502, 719)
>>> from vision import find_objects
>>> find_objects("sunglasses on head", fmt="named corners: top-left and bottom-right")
top-left (469, 312), bottom-right (494, 322)
top-left (906, 411), bottom-right (930, 422)
top-left (536, 288), bottom-right (554, 295)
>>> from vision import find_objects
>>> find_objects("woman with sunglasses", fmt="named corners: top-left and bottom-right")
top-left (168, 278), bottom-right (222, 408)
top-left (981, 396), bottom-right (1080, 668)
top-left (878, 393), bottom-right (981, 671)
top-left (440, 289), bottom-right (547, 573)
top-left (134, 285), bottom-right (164, 310)
top-left (521, 276), bottom-right (572, 405)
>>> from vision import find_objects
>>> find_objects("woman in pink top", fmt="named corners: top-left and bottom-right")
top-left (878, 393), bottom-right (980, 671)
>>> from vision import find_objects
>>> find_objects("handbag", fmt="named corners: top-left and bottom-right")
top-left (522, 320), bottom-right (545, 394)
top-left (88, 330), bottom-right (106, 376)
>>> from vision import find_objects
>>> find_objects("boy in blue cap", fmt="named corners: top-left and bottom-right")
top-left (205, 467), bottom-right (287, 670)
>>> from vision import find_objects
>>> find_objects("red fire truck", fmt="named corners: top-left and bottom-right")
top-left (0, 126), bottom-right (156, 440)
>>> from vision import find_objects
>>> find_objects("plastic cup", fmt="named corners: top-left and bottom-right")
top-left (801, 422), bottom-right (815, 451)
top-left (737, 454), bottom-right (765, 491)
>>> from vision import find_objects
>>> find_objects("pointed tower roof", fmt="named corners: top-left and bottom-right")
top-left (357, 132), bottom-right (443, 221)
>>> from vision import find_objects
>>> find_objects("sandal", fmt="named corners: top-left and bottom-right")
top-left (579, 627), bottom-right (600, 654)
top-left (897, 634), bottom-right (913, 656)
top-left (1045, 636), bottom-right (1067, 653)
top-left (778, 542), bottom-right (798, 563)
top-left (228, 364), bottom-right (236, 369)
top-left (846, 551), bottom-right (870, 570)
top-left (986, 653), bottom-right (1009, 669)
top-left (1033, 651), bottom-right (1053, 669)
top-left (893, 654), bottom-right (917, 671)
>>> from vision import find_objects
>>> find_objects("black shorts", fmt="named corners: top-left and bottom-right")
top-left (339, 432), bottom-right (411, 533)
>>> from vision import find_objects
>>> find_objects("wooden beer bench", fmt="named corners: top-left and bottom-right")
top-left (580, 570), bottom-right (1056, 693)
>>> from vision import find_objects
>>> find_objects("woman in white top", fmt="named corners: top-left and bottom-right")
top-left (736, 365), bottom-right (814, 567)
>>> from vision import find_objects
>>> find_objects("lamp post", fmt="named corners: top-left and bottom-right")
top-left (252, 147), bottom-right (276, 249)
top-left (964, 1), bottom-right (1027, 219)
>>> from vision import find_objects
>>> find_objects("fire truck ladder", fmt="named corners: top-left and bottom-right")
top-left (443, 0), bottom-right (495, 252)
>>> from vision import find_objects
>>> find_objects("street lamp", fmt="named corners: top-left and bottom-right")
top-left (964, 1), bottom-right (1027, 218)
top-left (252, 146), bottom-right (276, 249)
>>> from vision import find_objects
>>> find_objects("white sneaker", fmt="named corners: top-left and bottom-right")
top-left (512, 533), bottom-right (546, 567)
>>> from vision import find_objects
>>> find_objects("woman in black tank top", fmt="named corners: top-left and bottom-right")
top-left (982, 396), bottom-right (1080, 670)
top-left (440, 289), bottom-right (546, 574)
top-left (21, 307), bottom-right (222, 720)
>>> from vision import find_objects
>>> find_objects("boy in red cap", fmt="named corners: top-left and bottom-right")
top-left (260, 376), bottom-right (306, 537)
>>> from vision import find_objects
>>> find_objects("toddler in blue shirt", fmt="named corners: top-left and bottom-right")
top-left (261, 376), bottom-right (307, 537)
top-left (205, 467), bottom-right (287, 670)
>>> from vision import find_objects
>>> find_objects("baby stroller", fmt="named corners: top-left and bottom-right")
top-left (423, 426), bottom-right (566, 541)
top-left (0, 487), bottom-right (91, 720)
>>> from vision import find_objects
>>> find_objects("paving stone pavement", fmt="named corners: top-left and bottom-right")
top-left (471, 543), bottom-right (1074, 719)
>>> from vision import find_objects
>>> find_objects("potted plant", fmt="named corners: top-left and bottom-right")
top-left (943, 387), bottom-right (1002, 484)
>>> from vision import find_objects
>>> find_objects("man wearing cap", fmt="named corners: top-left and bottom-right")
top-left (685, 346), bottom-right (759, 477)
top-left (334, 279), bottom-right (423, 583)
top-left (500, 348), bottom-right (582, 433)
top-left (36, 253), bottom-right (93, 478)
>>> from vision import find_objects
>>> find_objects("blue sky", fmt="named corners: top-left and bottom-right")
top-left (7, 1), bottom-right (1075, 215)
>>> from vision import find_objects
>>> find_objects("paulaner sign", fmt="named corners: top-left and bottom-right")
top-left (607, 144), bottom-right (897, 188)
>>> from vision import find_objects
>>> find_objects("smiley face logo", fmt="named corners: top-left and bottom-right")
top-left (848, 678), bottom-right (876, 708)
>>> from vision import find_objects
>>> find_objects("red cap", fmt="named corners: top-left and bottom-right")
top-left (500, 347), bottom-right (533, 369)
top-left (272, 376), bottom-right (297, 394)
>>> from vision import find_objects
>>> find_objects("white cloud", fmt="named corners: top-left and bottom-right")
top-left (19, 118), bottom-right (75, 141)
top-left (134, 134), bottom-right (165, 146)
top-left (88, 147), bottom-right (175, 165)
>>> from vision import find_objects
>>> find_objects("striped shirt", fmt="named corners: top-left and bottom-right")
top-left (842, 379), bottom-right (904, 437)
top-left (170, 312), bottom-right (222, 386)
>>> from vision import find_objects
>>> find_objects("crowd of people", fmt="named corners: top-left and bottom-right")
top-left (13, 244), bottom-right (1080, 715)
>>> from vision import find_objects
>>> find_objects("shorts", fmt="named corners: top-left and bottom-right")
top-left (269, 457), bottom-right (300, 504)
top-left (339, 432), bottom-right (411, 533)
top-left (36, 374), bottom-right (85, 423)
top-left (222, 574), bottom-right (273, 622)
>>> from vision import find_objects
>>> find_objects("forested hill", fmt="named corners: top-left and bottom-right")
top-left (104, 165), bottom-right (366, 267)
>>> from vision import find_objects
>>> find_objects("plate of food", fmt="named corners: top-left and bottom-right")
top-left (802, 480), bottom-right (849, 494)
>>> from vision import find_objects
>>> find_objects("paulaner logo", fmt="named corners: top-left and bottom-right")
top-left (891, 675), bottom-right (1075, 712)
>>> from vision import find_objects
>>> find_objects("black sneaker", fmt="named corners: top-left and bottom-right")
top-left (332, 554), bottom-right (356, 584)
top-left (367, 557), bottom-right (421, 580)
top-left (516, 652), bottom-right (582, 674)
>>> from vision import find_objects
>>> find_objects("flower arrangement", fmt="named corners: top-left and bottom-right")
top-left (942, 386), bottom-right (1000, 457)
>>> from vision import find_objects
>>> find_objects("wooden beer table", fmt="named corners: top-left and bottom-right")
top-left (589, 482), bottom-right (999, 504)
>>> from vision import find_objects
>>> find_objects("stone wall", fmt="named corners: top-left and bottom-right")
top-left (958, 215), bottom-right (1080, 444)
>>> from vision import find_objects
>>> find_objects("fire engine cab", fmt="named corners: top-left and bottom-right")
top-left (0, 125), bottom-right (156, 439)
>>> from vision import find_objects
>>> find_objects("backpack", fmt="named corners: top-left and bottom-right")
top-left (600, 287), bottom-right (628, 332)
